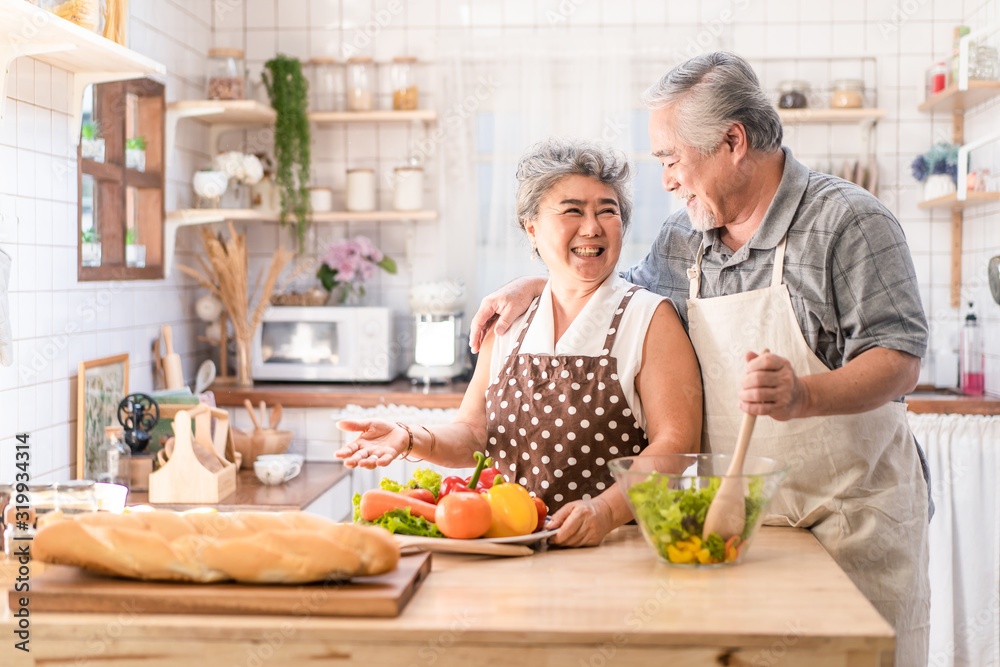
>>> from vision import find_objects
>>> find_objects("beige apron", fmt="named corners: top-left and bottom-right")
top-left (687, 236), bottom-right (930, 666)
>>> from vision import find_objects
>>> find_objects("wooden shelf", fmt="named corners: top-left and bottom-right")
top-left (0, 0), bottom-right (166, 138)
top-left (777, 108), bottom-right (886, 124)
top-left (918, 81), bottom-right (1000, 113)
top-left (309, 110), bottom-right (437, 123)
top-left (164, 209), bottom-right (437, 277)
top-left (166, 100), bottom-right (276, 126)
top-left (917, 191), bottom-right (1000, 210)
top-left (166, 209), bottom-right (437, 224)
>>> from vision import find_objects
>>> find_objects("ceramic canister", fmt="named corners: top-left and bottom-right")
top-left (309, 187), bottom-right (333, 212)
top-left (393, 167), bottom-right (424, 211)
top-left (346, 169), bottom-right (376, 211)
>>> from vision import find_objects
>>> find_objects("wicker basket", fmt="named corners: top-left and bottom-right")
top-left (270, 289), bottom-right (328, 307)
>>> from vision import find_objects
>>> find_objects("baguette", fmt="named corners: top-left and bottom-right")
top-left (33, 510), bottom-right (399, 584)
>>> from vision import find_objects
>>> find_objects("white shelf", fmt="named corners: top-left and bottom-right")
top-left (309, 110), bottom-right (437, 123)
top-left (777, 108), bottom-right (886, 124)
top-left (163, 209), bottom-right (438, 277)
top-left (0, 0), bottom-right (166, 140)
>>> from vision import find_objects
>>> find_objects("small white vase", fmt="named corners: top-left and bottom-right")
top-left (126, 148), bottom-right (146, 172)
top-left (193, 170), bottom-right (229, 208)
top-left (923, 174), bottom-right (956, 201)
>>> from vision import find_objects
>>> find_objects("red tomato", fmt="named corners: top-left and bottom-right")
top-left (400, 487), bottom-right (436, 505)
top-left (434, 492), bottom-right (492, 539)
top-left (532, 496), bottom-right (548, 532)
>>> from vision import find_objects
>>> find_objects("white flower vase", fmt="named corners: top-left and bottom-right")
top-left (126, 148), bottom-right (146, 173)
top-left (193, 171), bottom-right (229, 209)
top-left (81, 137), bottom-right (105, 163)
top-left (326, 284), bottom-right (366, 306)
top-left (923, 174), bottom-right (956, 201)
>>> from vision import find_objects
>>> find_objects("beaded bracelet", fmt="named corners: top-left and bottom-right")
top-left (395, 422), bottom-right (414, 460)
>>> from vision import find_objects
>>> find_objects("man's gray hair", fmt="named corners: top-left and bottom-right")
top-left (641, 51), bottom-right (783, 155)
top-left (515, 137), bottom-right (633, 233)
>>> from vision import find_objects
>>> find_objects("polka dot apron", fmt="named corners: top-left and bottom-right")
top-left (484, 286), bottom-right (648, 513)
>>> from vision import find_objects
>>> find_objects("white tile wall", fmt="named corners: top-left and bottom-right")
top-left (0, 1), bottom-right (213, 483)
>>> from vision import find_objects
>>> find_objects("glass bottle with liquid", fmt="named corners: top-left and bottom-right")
top-left (959, 302), bottom-right (984, 395)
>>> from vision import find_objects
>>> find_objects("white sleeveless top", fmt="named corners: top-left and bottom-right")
top-left (489, 275), bottom-right (667, 432)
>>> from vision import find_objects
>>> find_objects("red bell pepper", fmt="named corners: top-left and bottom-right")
top-left (440, 451), bottom-right (498, 498)
top-left (439, 475), bottom-right (474, 498)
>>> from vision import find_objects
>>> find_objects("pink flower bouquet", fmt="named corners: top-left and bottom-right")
top-left (316, 236), bottom-right (397, 303)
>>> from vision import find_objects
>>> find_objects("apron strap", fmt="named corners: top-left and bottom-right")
top-left (687, 243), bottom-right (706, 299)
top-left (771, 235), bottom-right (788, 287)
top-left (508, 296), bottom-right (541, 359)
top-left (601, 286), bottom-right (642, 354)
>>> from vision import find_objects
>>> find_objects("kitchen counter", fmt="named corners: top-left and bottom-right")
top-left (212, 379), bottom-right (1000, 415)
top-left (0, 526), bottom-right (893, 666)
top-left (125, 462), bottom-right (349, 512)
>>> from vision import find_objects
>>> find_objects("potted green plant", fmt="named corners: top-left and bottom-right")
top-left (80, 121), bottom-right (105, 163)
top-left (262, 55), bottom-right (311, 252)
top-left (126, 136), bottom-right (147, 172)
top-left (81, 228), bottom-right (102, 267)
top-left (125, 227), bottom-right (146, 268)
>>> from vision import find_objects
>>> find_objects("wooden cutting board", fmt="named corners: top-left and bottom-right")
top-left (13, 552), bottom-right (430, 617)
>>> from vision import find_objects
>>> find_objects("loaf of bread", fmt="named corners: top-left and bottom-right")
top-left (33, 510), bottom-right (399, 584)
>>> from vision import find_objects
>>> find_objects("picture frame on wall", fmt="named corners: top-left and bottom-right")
top-left (76, 354), bottom-right (129, 480)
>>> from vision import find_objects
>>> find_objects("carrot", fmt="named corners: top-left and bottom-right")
top-left (360, 489), bottom-right (438, 523)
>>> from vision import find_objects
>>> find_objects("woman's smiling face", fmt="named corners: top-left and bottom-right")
top-left (524, 174), bottom-right (623, 287)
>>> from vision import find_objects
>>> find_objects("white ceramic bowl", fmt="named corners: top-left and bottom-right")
top-left (94, 482), bottom-right (129, 513)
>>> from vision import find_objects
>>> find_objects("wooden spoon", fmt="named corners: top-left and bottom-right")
top-left (269, 403), bottom-right (283, 430)
top-left (259, 400), bottom-right (267, 432)
top-left (243, 399), bottom-right (262, 431)
top-left (702, 349), bottom-right (768, 542)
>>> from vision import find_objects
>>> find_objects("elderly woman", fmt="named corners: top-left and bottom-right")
top-left (335, 138), bottom-right (702, 547)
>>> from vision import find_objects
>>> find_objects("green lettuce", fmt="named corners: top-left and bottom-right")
top-left (352, 492), bottom-right (443, 537)
top-left (378, 478), bottom-right (404, 493)
top-left (409, 468), bottom-right (442, 499)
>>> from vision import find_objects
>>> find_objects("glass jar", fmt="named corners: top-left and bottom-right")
top-left (309, 57), bottom-right (343, 112)
top-left (393, 166), bottom-right (424, 210)
top-left (41, 0), bottom-right (100, 32)
top-left (926, 62), bottom-right (949, 98)
top-left (973, 46), bottom-right (999, 81)
top-left (207, 48), bottom-right (246, 100)
top-left (346, 168), bottom-right (376, 211)
top-left (830, 79), bottom-right (864, 109)
top-left (777, 80), bottom-right (809, 109)
top-left (54, 481), bottom-right (99, 517)
top-left (391, 56), bottom-right (419, 110)
top-left (97, 426), bottom-right (131, 487)
top-left (346, 56), bottom-right (374, 112)
top-left (308, 186), bottom-right (333, 212)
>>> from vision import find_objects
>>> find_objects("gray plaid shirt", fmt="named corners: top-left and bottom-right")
top-left (622, 147), bottom-right (929, 372)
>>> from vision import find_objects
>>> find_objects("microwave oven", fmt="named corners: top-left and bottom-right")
top-left (251, 307), bottom-right (399, 382)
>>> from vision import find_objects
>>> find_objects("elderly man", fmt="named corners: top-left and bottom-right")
top-left (471, 52), bottom-right (930, 666)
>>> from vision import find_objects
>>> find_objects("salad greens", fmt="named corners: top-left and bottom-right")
top-left (627, 475), bottom-right (767, 565)
top-left (353, 468), bottom-right (446, 538)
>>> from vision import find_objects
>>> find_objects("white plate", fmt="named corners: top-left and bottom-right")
top-left (479, 527), bottom-right (558, 544)
top-left (395, 526), bottom-right (558, 557)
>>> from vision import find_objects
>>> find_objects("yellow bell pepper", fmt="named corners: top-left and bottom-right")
top-left (482, 479), bottom-right (538, 538)
top-left (666, 544), bottom-right (695, 564)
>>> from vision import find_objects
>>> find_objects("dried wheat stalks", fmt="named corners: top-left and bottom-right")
top-left (177, 222), bottom-right (308, 343)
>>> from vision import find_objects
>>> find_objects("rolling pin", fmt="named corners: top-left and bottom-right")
top-left (162, 325), bottom-right (184, 390)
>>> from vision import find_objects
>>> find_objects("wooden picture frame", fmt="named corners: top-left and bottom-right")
top-left (76, 354), bottom-right (129, 480)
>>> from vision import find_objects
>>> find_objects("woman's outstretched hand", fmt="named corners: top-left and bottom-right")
top-left (334, 419), bottom-right (406, 469)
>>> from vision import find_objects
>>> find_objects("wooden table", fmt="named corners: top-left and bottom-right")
top-left (0, 526), bottom-right (894, 666)
top-left (125, 462), bottom-right (349, 512)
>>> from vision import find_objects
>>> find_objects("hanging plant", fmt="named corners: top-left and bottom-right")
top-left (262, 54), bottom-right (311, 251)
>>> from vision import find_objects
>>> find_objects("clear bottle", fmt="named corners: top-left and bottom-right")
top-left (97, 426), bottom-right (131, 488)
top-left (346, 56), bottom-right (374, 111)
top-left (207, 48), bottom-right (246, 100)
top-left (391, 56), bottom-right (419, 110)
top-left (309, 57), bottom-right (343, 112)
top-left (960, 302), bottom-right (984, 395)
top-left (973, 46), bottom-right (999, 81)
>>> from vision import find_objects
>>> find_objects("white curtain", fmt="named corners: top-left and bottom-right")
top-left (0, 248), bottom-right (10, 366)
top-left (435, 44), bottom-right (681, 308)
top-left (908, 413), bottom-right (1000, 667)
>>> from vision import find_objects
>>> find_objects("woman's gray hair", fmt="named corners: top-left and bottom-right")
top-left (515, 138), bottom-right (633, 233)
top-left (641, 51), bottom-right (783, 155)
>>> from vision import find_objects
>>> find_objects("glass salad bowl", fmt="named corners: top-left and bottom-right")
top-left (608, 454), bottom-right (788, 568)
